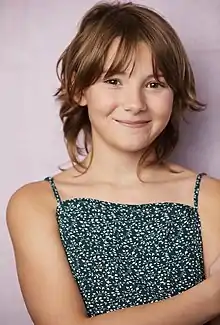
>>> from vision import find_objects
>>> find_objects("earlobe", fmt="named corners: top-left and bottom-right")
top-left (74, 91), bottom-right (87, 106)
top-left (78, 94), bottom-right (87, 106)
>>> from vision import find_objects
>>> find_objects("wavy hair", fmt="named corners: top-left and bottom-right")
top-left (55, 1), bottom-right (205, 172)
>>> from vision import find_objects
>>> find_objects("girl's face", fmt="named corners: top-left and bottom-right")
top-left (80, 40), bottom-right (174, 154)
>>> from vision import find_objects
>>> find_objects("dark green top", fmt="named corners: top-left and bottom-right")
top-left (45, 173), bottom-right (205, 317)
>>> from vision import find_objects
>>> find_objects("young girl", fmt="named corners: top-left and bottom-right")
top-left (7, 2), bottom-right (220, 325)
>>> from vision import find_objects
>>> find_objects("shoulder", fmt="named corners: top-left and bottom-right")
top-left (7, 180), bottom-right (55, 214)
top-left (169, 166), bottom-right (220, 273)
top-left (172, 166), bottom-right (220, 209)
top-left (6, 178), bottom-right (88, 323)
top-left (166, 162), bottom-right (220, 206)
top-left (6, 179), bottom-right (58, 239)
top-left (198, 174), bottom-right (220, 238)
top-left (6, 168), bottom-right (78, 229)
top-left (197, 174), bottom-right (220, 274)
top-left (166, 162), bottom-right (219, 190)
top-left (199, 174), bottom-right (220, 209)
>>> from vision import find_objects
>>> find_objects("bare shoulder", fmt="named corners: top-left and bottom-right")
top-left (199, 174), bottom-right (220, 209)
top-left (6, 177), bottom-right (87, 324)
top-left (166, 166), bottom-right (220, 273)
top-left (170, 165), bottom-right (220, 210)
top-left (7, 179), bottom-right (55, 211)
top-left (7, 167), bottom-right (83, 224)
top-left (6, 179), bottom-right (57, 236)
top-left (198, 175), bottom-right (220, 274)
top-left (198, 174), bottom-right (220, 244)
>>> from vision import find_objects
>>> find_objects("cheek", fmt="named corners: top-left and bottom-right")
top-left (166, 92), bottom-right (174, 109)
top-left (89, 93), bottom-right (119, 116)
top-left (86, 93), bottom-right (118, 123)
top-left (151, 91), bottom-right (173, 118)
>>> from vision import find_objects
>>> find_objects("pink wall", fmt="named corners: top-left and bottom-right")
top-left (1, 0), bottom-right (220, 324)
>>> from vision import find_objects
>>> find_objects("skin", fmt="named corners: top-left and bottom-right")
top-left (79, 40), bottom-right (173, 172)
top-left (6, 40), bottom-right (220, 324)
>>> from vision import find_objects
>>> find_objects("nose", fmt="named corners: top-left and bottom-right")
top-left (124, 87), bottom-right (147, 114)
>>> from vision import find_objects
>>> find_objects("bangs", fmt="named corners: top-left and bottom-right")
top-left (74, 9), bottom-right (163, 90)
top-left (102, 35), bottom-right (164, 84)
top-left (103, 36), bottom-right (138, 79)
top-left (63, 1), bottom-right (186, 96)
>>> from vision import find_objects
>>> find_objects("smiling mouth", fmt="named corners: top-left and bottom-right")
top-left (114, 119), bottom-right (151, 128)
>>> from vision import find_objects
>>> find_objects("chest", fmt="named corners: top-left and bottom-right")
top-left (57, 200), bottom-right (205, 316)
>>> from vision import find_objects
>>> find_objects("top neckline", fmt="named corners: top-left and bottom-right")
top-left (56, 196), bottom-right (198, 212)
top-left (45, 172), bottom-right (206, 212)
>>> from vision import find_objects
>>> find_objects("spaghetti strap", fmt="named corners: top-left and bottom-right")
top-left (44, 176), bottom-right (62, 205)
top-left (193, 173), bottom-right (206, 209)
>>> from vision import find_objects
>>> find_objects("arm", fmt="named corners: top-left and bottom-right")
top-left (198, 177), bottom-right (220, 325)
top-left (89, 282), bottom-right (219, 325)
top-left (208, 256), bottom-right (220, 325)
top-left (7, 182), bottom-right (220, 325)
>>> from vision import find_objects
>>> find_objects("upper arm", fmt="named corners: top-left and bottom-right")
top-left (199, 177), bottom-right (220, 276)
top-left (6, 182), bottom-right (88, 325)
top-left (194, 177), bottom-right (220, 325)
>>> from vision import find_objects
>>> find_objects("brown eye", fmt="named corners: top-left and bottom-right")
top-left (148, 82), bottom-right (160, 88)
top-left (146, 81), bottom-right (166, 89)
top-left (105, 79), bottom-right (121, 86)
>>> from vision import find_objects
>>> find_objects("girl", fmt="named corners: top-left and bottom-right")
top-left (7, 2), bottom-right (220, 325)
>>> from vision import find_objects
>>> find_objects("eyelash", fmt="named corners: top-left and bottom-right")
top-left (104, 78), bottom-right (165, 88)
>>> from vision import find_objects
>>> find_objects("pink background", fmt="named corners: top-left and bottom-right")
top-left (1, 0), bottom-right (220, 324)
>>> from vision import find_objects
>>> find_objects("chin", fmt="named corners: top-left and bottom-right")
top-left (114, 142), bottom-right (150, 154)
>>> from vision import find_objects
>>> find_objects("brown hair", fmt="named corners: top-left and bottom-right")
top-left (55, 1), bottom-right (205, 172)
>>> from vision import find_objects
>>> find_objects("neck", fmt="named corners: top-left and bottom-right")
top-left (81, 142), bottom-right (159, 185)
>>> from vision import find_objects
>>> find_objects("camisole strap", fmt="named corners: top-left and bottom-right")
top-left (193, 173), bottom-right (206, 209)
top-left (44, 176), bottom-right (62, 205)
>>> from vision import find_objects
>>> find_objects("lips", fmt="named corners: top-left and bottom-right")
top-left (114, 119), bottom-right (150, 128)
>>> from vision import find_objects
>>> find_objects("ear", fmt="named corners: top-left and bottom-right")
top-left (71, 72), bottom-right (87, 106)
top-left (78, 92), bottom-right (87, 106)
top-left (75, 90), bottom-right (87, 107)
